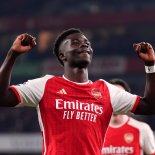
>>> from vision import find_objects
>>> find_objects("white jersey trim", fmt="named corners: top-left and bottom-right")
top-left (100, 79), bottom-right (139, 114)
top-left (11, 75), bottom-right (53, 107)
top-left (62, 75), bottom-right (92, 84)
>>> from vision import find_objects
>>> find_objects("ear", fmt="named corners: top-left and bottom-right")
top-left (59, 52), bottom-right (67, 62)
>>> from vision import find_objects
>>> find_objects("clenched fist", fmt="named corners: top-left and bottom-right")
top-left (10, 33), bottom-right (36, 54)
top-left (133, 42), bottom-right (155, 66)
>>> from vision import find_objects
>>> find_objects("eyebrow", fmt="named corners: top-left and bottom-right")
top-left (62, 39), bottom-right (70, 45)
top-left (62, 37), bottom-right (89, 44)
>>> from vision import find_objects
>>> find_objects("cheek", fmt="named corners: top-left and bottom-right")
top-left (64, 47), bottom-right (78, 56)
top-left (61, 43), bottom-right (73, 53)
top-left (90, 47), bottom-right (93, 54)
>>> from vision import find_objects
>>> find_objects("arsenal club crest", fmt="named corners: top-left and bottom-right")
top-left (124, 133), bottom-right (134, 144)
top-left (91, 88), bottom-right (102, 100)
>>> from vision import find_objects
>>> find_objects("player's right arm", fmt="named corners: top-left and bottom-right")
top-left (0, 33), bottom-right (36, 107)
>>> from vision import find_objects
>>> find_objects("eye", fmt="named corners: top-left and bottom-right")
top-left (72, 39), bottom-right (80, 45)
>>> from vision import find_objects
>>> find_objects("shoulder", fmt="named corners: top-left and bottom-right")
top-left (97, 79), bottom-right (120, 89)
top-left (16, 75), bottom-right (56, 87)
top-left (40, 74), bottom-right (55, 80)
top-left (94, 79), bottom-right (111, 86)
top-left (129, 117), bottom-right (152, 132)
top-left (30, 74), bottom-right (55, 82)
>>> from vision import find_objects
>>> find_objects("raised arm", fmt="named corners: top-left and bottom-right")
top-left (0, 33), bottom-right (36, 107)
top-left (133, 42), bottom-right (155, 114)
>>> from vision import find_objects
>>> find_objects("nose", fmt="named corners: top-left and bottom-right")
top-left (80, 42), bottom-right (89, 48)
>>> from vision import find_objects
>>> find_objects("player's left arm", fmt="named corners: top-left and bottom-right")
top-left (133, 42), bottom-right (155, 115)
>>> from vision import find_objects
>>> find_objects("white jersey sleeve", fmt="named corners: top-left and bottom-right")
top-left (129, 118), bottom-right (155, 154)
top-left (141, 122), bottom-right (155, 154)
top-left (103, 80), bottom-right (140, 114)
top-left (10, 75), bottom-right (53, 107)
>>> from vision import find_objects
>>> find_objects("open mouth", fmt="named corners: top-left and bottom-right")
top-left (78, 51), bottom-right (90, 57)
top-left (79, 50), bottom-right (90, 54)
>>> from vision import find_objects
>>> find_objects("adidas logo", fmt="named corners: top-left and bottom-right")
top-left (57, 89), bottom-right (67, 94)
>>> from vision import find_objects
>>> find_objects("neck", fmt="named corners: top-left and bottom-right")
top-left (64, 67), bottom-right (89, 83)
top-left (110, 115), bottom-right (128, 127)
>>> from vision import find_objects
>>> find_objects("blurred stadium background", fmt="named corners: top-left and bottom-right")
top-left (0, 0), bottom-right (155, 154)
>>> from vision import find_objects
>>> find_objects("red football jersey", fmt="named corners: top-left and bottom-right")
top-left (102, 116), bottom-right (155, 155)
top-left (10, 75), bottom-right (140, 155)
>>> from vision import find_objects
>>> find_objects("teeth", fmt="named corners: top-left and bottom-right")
top-left (81, 51), bottom-right (89, 53)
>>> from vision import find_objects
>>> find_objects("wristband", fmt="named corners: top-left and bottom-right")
top-left (145, 65), bottom-right (155, 73)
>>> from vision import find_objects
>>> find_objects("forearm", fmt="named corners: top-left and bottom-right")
top-left (0, 50), bottom-right (19, 95)
top-left (144, 72), bottom-right (155, 113)
top-left (133, 42), bottom-right (155, 114)
top-left (0, 33), bottom-right (36, 106)
top-left (135, 68), bottom-right (155, 114)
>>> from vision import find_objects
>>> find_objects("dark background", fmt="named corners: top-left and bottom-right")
top-left (0, 0), bottom-right (155, 154)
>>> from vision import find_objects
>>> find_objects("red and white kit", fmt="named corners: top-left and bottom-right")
top-left (10, 75), bottom-right (140, 155)
top-left (102, 116), bottom-right (155, 155)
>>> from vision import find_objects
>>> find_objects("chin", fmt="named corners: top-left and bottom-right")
top-left (78, 59), bottom-right (91, 68)
top-left (72, 59), bottom-right (90, 68)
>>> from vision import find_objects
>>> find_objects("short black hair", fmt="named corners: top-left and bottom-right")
top-left (53, 28), bottom-right (83, 65)
top-left (109, 78), bottom-right (131, 93)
